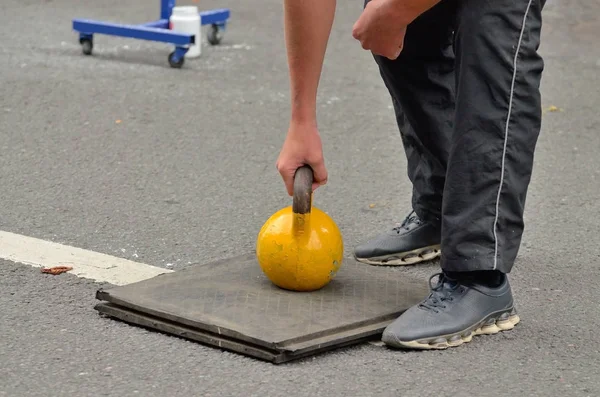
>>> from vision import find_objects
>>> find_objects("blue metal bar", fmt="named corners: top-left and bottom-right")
top-left (199, 9), bottom-right (230, 25)
top-left (161, 0), bottom-right (176, 20)
top-left (137, 10), bottom-right (230, 30)
top-left (72, 19), bottom-right (195, 45)
top-left (139, 19), bottom-right (169, 29)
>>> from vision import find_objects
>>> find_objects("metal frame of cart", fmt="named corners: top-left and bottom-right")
top-left (72, 0), bottom-right (231, 68)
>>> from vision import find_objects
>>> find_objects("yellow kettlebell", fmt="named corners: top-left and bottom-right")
top-left (256, 165), bottom-right (344, 292)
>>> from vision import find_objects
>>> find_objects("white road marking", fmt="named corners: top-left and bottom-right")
top-left (0, 230), bottom-right (172, 285)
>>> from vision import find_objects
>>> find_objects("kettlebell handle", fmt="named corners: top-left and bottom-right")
top-left (292, 165), bottom-right (313, 215)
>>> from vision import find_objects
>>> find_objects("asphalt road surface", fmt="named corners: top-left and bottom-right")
top-left (1, 0), bottom-right (599, 395)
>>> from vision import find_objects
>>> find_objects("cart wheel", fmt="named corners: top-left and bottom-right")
top-left (81, 39), bottom-right (93, 55)
top-left (168, 51), bottom-right (185, 68)
top-left (207, 24), bottom-right (224, 45)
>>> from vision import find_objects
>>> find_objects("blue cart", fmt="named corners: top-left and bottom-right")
top-left (72, 0), bottom-right (231, 68)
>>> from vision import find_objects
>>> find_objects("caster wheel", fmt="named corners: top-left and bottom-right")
top-left (81, 39), bottom-right (93, 55)
top-left (207, 24), bottom-right (224, 45)
top-left (168, 51), bottom-right (185, 68)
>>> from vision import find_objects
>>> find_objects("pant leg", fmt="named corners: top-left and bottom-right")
top-left (441, 0), bottom-right (546, 273)
top-left (369, 0), bottom-right (458, 224)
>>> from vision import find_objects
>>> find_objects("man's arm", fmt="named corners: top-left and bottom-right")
top-left (284, 0), bottom-right (336, 124)
top-left (352, 0), bottom-right (440, 60)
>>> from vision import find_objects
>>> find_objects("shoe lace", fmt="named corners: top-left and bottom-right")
top-left (392, 210), bottom-right (420, 233)
top-left (418, 273), bottom-right (461, 313)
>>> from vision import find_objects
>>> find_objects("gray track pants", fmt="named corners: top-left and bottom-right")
top-left (370, 0), bottom-right (546, 273)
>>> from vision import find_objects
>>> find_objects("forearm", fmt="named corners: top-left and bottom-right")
top-left (284, 0), bottom-right (336, 124)
top-left (392, 0), bottom-right (441, 25)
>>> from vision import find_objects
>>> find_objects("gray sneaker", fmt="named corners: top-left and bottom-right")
top-left (381, 272), bottom-right (520, 350)
top-left (354, 210), bottom-right (441, 266)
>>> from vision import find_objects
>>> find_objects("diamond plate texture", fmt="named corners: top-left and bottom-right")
top-left (96, 253), bottom-right (429, 347)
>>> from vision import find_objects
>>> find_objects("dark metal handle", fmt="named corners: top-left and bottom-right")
top-left (292, 165), bottom-right (313, 215)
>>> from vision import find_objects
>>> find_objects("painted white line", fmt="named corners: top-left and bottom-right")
top-left (0, 230), bottom-right (172, 285)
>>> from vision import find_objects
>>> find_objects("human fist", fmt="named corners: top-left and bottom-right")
top-left (352, 0), bottom-right (408, 60)
top-left (276, 121), bottom-right (328, 196)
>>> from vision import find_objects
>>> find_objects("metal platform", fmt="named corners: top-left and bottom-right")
top-left (72, 0), bottom-right (231, 68)
top-left (94, 253), bottom-right (429, 364)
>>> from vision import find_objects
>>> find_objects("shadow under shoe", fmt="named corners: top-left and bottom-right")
top-left (353, 210), bottom-right (441, 266)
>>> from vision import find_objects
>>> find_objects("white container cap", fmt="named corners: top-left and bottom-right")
top-left (171, 6), bottom-right (200, 16)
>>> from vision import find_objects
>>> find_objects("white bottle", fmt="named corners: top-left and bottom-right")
top-left (169, 6), bottom-right (201, 58)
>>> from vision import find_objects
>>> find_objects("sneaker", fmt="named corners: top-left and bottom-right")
top-left (353, 210), bottom-right (441, 266)
top-left (381, 272), bottom-right (520, 350)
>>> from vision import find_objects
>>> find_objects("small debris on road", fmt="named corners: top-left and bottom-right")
top-left (41, 266), bottom-right (73, 275)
